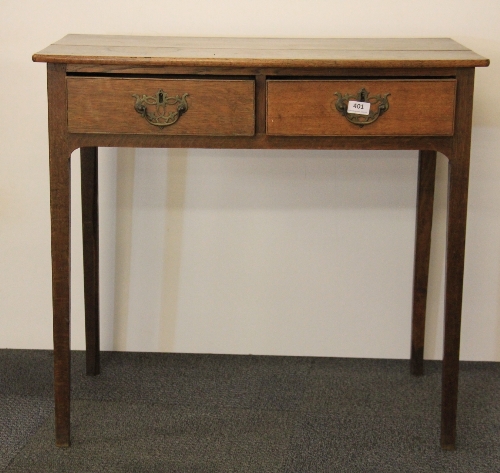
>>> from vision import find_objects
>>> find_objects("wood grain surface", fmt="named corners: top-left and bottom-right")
top-left (67, 77), bottom-right (255, 135)
top-left (440, 68), bottom-right (475, 450)
top-left (267, 80), bottom-right (456, 136)
top-left (80, 147), bottom-right (100, 377)
top-left (33, 36), bottom-right (489, 68)
top-left (411, 150), bottom-right (437, 376)
top-left (47, 63), bottom-right (72, 447)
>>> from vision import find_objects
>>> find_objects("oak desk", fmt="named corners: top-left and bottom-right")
top-left (33, 35), bottom-right (489, 449)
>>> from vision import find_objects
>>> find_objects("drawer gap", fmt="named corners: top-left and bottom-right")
top-left (67, 72), bottom-right (255, 80)
top-left (266, 76), bottom-right (457, 81)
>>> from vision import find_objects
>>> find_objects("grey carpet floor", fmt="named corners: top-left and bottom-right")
top-left (1, 350), bottom-right (499, 472)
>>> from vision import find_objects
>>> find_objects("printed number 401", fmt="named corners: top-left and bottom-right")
top-left (347, 100), bottom-right (370, 116)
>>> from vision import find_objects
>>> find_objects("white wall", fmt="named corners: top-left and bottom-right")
top-left (1, 0), bottom-right (499, 361)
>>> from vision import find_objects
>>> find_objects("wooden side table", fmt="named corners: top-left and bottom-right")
top-left (33, 35), bottom-right (489, 449)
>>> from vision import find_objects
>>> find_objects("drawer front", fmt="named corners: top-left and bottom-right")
top-left (67, 77), bottom-right (255, 135)
top-left (267, 80), bottom-right (456, 136)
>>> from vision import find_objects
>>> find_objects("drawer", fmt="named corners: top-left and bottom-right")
top-left (67, 77), bottom-right (255, 135)
top-left (267, 80), bottom-right (456, 136)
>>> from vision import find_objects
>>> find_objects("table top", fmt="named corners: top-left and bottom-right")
top-left (33, 35), bottom-right (489, 69)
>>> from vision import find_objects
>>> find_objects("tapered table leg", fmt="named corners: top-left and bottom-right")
top-left (440, 68), bottom-right (475, 450)
top-left (410, 150), bottom-right (437, 376)
top-left (81, 147), bottom-right (100, 376)
top-left (441, 157), bottom-right (469, 450)
top-left (48, 63), bottom-right (71, 447)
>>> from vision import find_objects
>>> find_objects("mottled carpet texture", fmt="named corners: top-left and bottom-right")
top-left (1, 350), bottom-right (499, 472)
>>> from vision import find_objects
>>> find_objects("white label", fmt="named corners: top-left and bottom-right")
top-left (347, 100), bottom-right (370, 115)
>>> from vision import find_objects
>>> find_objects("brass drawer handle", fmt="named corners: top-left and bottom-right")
top-left (132, 89), bottom-right (189, 128)
top-left (334, 88), bottom-right (390, 127)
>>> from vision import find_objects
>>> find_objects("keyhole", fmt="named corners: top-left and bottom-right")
top-left (158, 91), bottom-right (164, 103)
